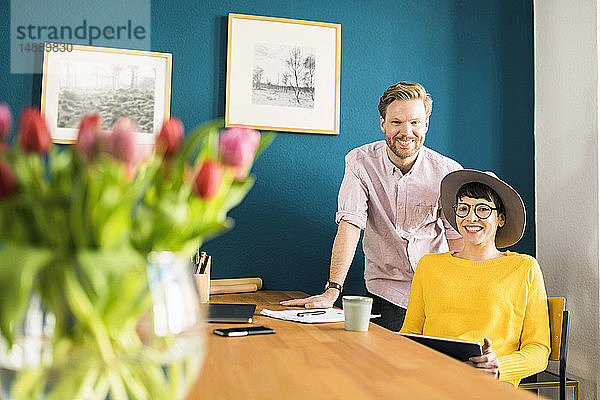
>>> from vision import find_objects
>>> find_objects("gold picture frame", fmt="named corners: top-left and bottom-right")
top-left (226, 14), bottom-right (341, 135)
top-left (41, 44), bottom-right (172, 144)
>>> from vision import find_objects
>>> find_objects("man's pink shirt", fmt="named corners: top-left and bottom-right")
top-left (336, 141), bottom-right (462, 308)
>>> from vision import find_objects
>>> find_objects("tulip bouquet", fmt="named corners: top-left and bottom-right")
top-left (0, 103), bottom-right (273, 399)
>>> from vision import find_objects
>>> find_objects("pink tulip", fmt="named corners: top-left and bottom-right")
top-left (218, 127), bottom-right (260, 172)
top-left (156, 117), bottom-right (184, 156)
top-left (134, 143), bottom-right (156, 165)
top-left (108, 118), bottom-right (138, 169)
top-left (0, 103), bottom-right (12, 141)
top-left (18, 108), bottom-right (51, 154)
top-left (0, 161), bottom-right (17, 200)
top-left (76, 114), bottom-right (102, 160)
top-left (193, 160), bottom-right (223, 199)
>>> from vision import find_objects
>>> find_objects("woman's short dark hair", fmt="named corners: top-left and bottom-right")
top-left (456, 182), bottom-right (505, 217)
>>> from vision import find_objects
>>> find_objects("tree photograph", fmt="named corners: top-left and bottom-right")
top-left (251, 42), bottom-right (315, 109)
top-left (57, 60), bottom-right (156, 133)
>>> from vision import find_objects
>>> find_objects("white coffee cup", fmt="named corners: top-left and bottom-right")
top-left (342, 296), bottom-right (373, 332)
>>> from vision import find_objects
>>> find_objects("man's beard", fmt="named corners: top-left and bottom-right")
top-left (385, 135), bottom-right (421, 159)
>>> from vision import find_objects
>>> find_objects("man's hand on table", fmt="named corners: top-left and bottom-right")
top-left (280, 288), bottom-right (340, 308)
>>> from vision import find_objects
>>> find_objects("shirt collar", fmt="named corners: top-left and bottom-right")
top-left (383, 146), bottom-right (425, 177)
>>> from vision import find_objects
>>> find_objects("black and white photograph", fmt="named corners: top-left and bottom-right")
top-left (226, 14), bottom-right (340, 135)
top-left (251, 43), bottom-right (315, 109)
top-left (57, 60), bottom-right (156, 133)
top-left (41, 44), bottom-right (172, 144)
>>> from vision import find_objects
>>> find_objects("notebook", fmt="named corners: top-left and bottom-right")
top-left (207, 303), bottom-right (257, 323)
top-left (399, 333), bottom-right (482, 361)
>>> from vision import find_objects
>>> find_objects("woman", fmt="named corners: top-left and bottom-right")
top-left (400, 169), bottom-right (550, 387)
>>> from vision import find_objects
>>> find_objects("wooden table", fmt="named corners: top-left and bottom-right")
top-left (187, 291), bottom-right (539, 400)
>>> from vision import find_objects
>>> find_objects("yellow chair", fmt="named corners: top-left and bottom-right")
top-left (519, 297), bottom-right (579, 400)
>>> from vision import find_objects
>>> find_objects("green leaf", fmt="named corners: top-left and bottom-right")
top-left (0, 244), bottom-right (53, 345)
top-left (255, 131), bottom-right (276, 159)
top-left (178, 119), bottom-right (224, 166)
top-left (98, 206), bottom-right (130, 248)
top-left (76, 248), bottom-right (145, 297)
top-left (193, 218), bottom-right (234, 246)
top-left (102, 273), bottom-right (151, 335)
top-left (222, 176), bottom-right (256, 212)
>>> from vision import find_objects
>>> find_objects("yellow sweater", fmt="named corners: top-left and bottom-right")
top-left (400, 251), bottom-right (550, 386)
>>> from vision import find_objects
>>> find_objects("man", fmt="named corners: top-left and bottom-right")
top-left (281, 81), bottom-right (463, 331)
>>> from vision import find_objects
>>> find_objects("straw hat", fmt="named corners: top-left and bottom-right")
top-left (440, 169), bottom-right (526, 248)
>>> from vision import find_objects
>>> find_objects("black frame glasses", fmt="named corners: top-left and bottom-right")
top-left (452, 203), bottom-right (499, 220)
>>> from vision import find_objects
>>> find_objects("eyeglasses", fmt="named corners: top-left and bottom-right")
top-left (452, 203), bottom-right (499, 219)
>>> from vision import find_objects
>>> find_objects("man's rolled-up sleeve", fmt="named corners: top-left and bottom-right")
top-left (335, 155), bottom-right (368, 230)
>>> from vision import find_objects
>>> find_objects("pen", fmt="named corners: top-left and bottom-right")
top-left (196, 251), bottom-right (207, 274)
top-left (199, 255), bottom-right (210, 274)
top-left (297, 310), bottom-right (326, 317)
top-left (192, 249), bottom-right (201, 272)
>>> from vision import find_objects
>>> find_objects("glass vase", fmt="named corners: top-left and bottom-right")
top-left (0, 251), bottom-right (206, 399)
top-left (0, 293), bottom-right (54, 400)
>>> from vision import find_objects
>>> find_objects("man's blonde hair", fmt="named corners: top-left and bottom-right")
top-left (378, 81), bottom-right (432, 119)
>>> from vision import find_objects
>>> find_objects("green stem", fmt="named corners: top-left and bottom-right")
top-left (169, 359), bottom-right (182, 399)
top-left (73, 363), bottom-right (101, 399)
top-left (107, 369), bottom-right (128, 400)
top-left (13, 367), bottom-right (47, 400)
top-left (69, 164), bottom-right (86, 249)
top-left (64, 268), bottom-right (115, 362)
top-left (118, 362), bottom-right (150, 400)
top-left (91, 372), bottom-right (110, 400)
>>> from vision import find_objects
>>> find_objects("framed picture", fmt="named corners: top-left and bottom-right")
top-left (41, 44), bottom-right (172, 144)
top-left (226, 14), bottom-right (341, 135)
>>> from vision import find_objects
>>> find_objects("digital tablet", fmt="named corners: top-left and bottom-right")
top-left (400, 333), bottom-right (482, 361)
top-left (207, 303), bottom-right (257, 323)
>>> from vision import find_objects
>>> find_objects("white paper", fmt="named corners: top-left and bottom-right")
top-left (260, 308), bottom-right (344, 324)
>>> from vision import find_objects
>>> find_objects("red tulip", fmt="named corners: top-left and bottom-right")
top-left (76, 114), bottom-right (102, 160)
top-left (18, 108), bottom-right (51, 154)
top-left (219, 127), bottom-right (260, 167)
top-left (193, 160), bottom-right (223, 199)
top-left (108, 118), bottom-right (137, 168)
top-left (0, 103), bottom-right (12, 142)
top-left (156, 117), bottom-right (184, 156)
top-left (0, 161), bottom-right (17, 200)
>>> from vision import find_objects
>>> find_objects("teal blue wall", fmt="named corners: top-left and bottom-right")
top-left (0, 1), bottom-right (534, 301)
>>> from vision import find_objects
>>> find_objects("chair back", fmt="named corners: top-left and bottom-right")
top-left (520, 297), bottom-right (573, 400)
top-left (547, 297), bottom-right (566, 361)
top-left (548, 296), bottom-right (571, 400)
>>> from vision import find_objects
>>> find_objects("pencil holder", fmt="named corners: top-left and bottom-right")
top-left (194, 271), bottom-right (210, 303)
